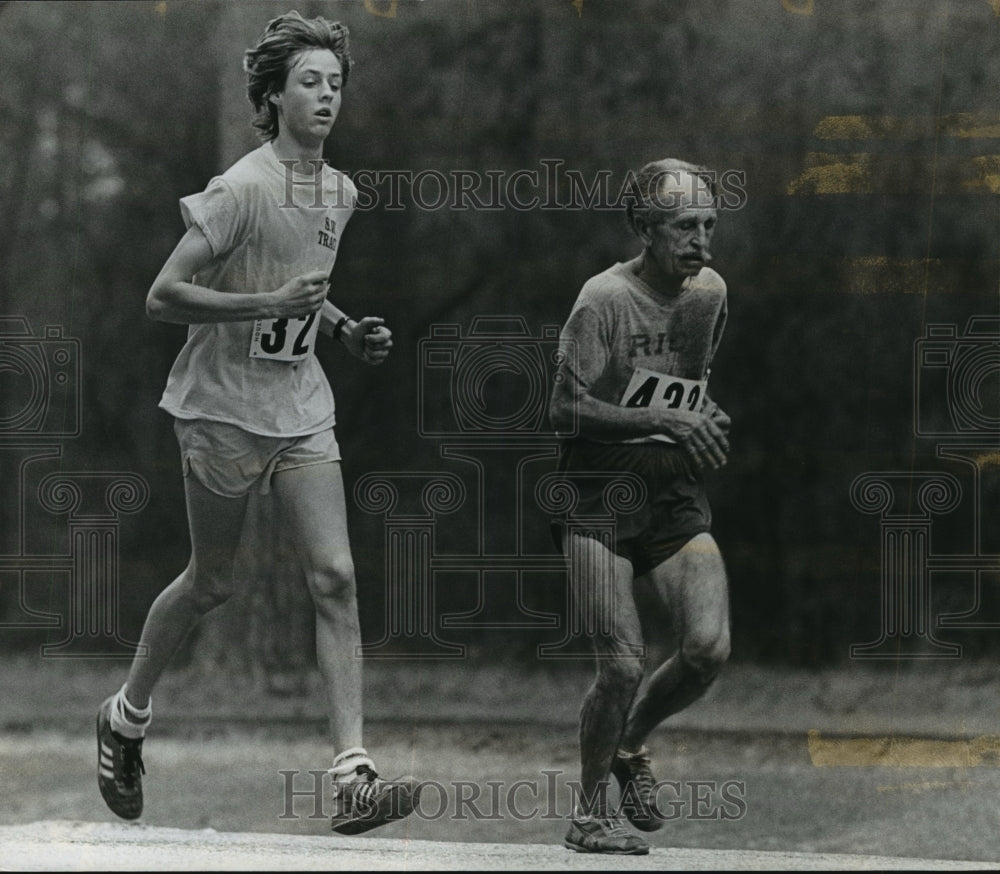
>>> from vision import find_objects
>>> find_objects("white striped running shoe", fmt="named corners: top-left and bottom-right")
top-left (96, 694), bottom-right (146, 820)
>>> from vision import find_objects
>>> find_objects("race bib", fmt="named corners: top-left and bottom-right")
top-left (249, 313), bottom-right (320, 361)
top-left (620, 366), bottom-right (708, 443)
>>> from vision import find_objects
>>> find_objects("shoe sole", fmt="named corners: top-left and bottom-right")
top-left (96, 698), bottom-right (142, 821)
top-left (332, 780), bottom-right (421, 836)
top-left (563, 839), bottom-right (649, 855)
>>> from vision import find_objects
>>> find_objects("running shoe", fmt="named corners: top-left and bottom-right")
top-left (611, 746), bottom-right (663, 832)
top-left (330, 764), bottom-right (420, 835)
top-left (96, 694), bottom-right (146, 820)
top-left (564, 812), bottom-right (649, 855)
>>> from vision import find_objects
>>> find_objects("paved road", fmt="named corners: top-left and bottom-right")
top-left (5, 724), bottom-right (1000, 867)
top-left (1, 821), bottom-right (996, 871)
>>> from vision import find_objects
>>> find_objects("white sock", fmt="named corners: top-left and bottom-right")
top-left (109, 684), bottom-right (151, 740)
top-left (329, 747), bottom-right (374, 795)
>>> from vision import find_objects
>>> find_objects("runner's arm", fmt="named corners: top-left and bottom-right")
top-left (146, 226), bottom-right (328, 324)
top-left (318, 301), bottom-right (393, 365)
top-left (550, 389), bottom-right (728, 469)
top-left (549, 306), bottom-right (728, 468)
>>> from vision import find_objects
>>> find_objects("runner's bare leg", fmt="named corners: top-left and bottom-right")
top-left (565, 531), bottom-right (645, 814)
top-left (125, 476), bottom-right (251, 707)
top-left (272, 461), bottom-right (363, 751)
top-left (620, 532), bottom-right (730, 751)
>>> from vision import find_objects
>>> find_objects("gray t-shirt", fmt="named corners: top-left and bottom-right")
top-left (556, 259), bottom-right (727, 443)
top-left (159, 143), bottom-right (357, 437)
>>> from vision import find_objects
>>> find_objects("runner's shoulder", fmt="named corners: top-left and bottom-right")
top-left (219, 146), bottom-right (269, 186)
top-left (690, 266), bottom-right (726, 293)
top-left (577, 263), bottom-right (635, 305)
top-left (190, 149), bottom-right (268, 208)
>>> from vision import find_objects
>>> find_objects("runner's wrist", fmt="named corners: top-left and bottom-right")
top-left (258, 291), bottom-right (282, 320)
top-left (333, 316), bottom-right (357, 343)
top-left (651, 407), bottom-right (687, 438)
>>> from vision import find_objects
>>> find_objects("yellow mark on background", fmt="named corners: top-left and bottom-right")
top-left (786, 152), bottom-right (1000, 195)
top-left (153, 1), bottom-right (167, 14)
top-left (808, 730), bottom-right (1000, 767)
top-left (844, 257), bottom-right (942, 296)
top-left (814, 116), bottom-right (922, 140)
top-left (782, 0), bottom-right (815, 14)
top-left (968, 155), bottom-right (1000, 193)
top-left (953, 115), bottom-right (1000, 139)
top-left (787, 155), bottom-right (872, 195)
top-left (572, 0), bottom-right (584, 16)
top-left (990, 0), bottom-right (1000, 16)
top-left (364, 0), bottom-right (398, 18)
top-left (973, 452), bottom-right (1000, 471)
top-left (813, 113), bottom-right (1000, 141)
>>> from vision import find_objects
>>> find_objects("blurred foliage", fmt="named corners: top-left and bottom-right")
top-left (1, 0), bottom-right (998, 666)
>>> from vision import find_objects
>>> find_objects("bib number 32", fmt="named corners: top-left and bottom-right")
top-left (249, 313), bottom-right (320, 361)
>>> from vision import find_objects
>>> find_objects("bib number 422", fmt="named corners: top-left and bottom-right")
top-left (249, 313), bottom-right (320, 361)
top-left (621, 367), bottom-right (708, 444)
top-left (622, 366), bottom-right (707, 412)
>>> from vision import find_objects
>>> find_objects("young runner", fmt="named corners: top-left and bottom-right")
top-left (97, 11), bottom-right (418, 835)
top-left (550, 159), bottom-right (732, 855)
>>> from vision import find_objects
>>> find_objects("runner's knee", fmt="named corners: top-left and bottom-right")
top-left (185, 569), bottom-right (236, 614)
top-left (681, 632), bottom-right (729, 683)
top-left (594, 651), bottom-right (645, 691)
top-left (181, 554), bottom-right (236, 614)
top-left (307, 555), bottom-right (356, 608)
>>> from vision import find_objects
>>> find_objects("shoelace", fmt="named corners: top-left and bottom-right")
top-left (350, 764), bottom-right (380, 808)
top-left (621, 749), bottom-right (655, 798)
top-left (594, 815), bottom-right (631, 837)
top-left (119, 740), bottom-right (146, 789)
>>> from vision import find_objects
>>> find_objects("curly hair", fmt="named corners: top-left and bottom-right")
top-left (244, 11), bottom-right (353, 141)
top-left (625, 158), bottom-right (717, 237)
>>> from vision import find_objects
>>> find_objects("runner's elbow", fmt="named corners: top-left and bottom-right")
top-left (146, 282), bottom-right (177, 322)
top-left (549, 397), bottom-right (574, 433)
top-left (145, 294), bottom-right (163, 322)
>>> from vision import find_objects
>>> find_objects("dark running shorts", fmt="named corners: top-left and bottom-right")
top-left (549, 439), bottom-right (712, 577)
